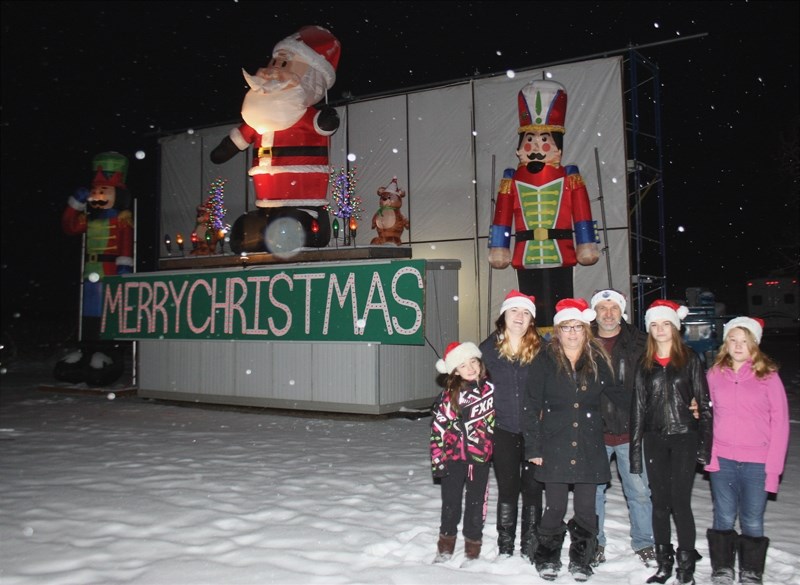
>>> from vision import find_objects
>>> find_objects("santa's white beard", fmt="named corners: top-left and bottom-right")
top-left (241, 85), bottom-right (309, 133)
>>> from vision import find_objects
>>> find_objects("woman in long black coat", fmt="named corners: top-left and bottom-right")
top-left (523, 298), bottom-right (629, 582)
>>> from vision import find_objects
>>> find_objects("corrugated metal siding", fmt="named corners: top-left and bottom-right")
top-left (137, 260), bottom-right (460, 413)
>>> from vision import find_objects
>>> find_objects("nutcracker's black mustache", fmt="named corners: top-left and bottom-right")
top-left (89, 199), bottom-right (110, 208)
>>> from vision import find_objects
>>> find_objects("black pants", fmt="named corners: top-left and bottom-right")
top-left (644, 431), bottom-right (699, 549)
top-left (492, 427), bottom-right (544, 508)
top-left (540, 482), bottom-right (597, 533)
top-left (440, 461), bottom-right (491, 541)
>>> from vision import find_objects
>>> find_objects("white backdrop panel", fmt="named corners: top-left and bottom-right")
top-left (158, 57), bottom-right (629, 342)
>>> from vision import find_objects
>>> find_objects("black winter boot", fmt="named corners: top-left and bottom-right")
top-left (707, 529), bottom-right (737, 585)
top-left (533, 525), bottom-right (566, 581)
top-left (520, 505), bottom-right (540, 561)
top-left (675, 548), bottom-right (702, 584)
top-left (567, 518), bottom-right (598, 582)
top-left (647, 543), bottom-right (675, 584)
top-left (496, 502), bottom-right (517, 556)
top-left (738, 535), bottom-right (769, 584)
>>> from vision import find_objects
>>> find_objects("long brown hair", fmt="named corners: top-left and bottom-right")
top-left (493, 313), bottom-right (543, 365)
top-left (445, 359), bottom-right (488, 415)
top-left (711, 326), bottom-right (779, 378)
top-left (642, 323), bottom-right (689, 370)
top-left (549, 324), bottom-right (613, 381)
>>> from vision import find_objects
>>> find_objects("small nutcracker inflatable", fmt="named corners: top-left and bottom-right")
top-left (488, 80), bottom-right (599, 326)
top-left (210, 25), bottom-right (341, 254)
top-left (54, 152), bottom-right (133, 386)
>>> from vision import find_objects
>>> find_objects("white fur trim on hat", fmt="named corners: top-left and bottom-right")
top-left (500, 291), bottom-right (536, 318)
top-left (723, 316), bottom-right (764, 345)
top-left (590, 289), bottom-right (628, 322)
top-left (436, 341), bottom-right (482, 375)
top-left (273, 26), bottom-right (340, 90)
top-left (645, 300), bottom-right (689, 331)
top-left (553, 307), bottom-right (596, 325)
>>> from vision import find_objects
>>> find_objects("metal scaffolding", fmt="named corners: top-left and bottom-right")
top-left (625, 49), bottom-right (668, 329)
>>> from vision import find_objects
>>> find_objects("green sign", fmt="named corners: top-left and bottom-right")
top-left (100, 259), bottom-right (426, 344)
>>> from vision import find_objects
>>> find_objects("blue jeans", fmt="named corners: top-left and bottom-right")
top-left (596, 442), bottom-right (654, 550)
top-left (710, 457), bottom-right (768, 537)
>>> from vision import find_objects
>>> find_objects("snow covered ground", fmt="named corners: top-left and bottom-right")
top-left (1, 338), bottom-right (798, 585)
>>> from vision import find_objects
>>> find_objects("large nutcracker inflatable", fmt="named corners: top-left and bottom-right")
top-left (54, 152), bottom-right (133, 386)
top-left (488, 80), bottom-right (599, 326)
top-left (210, 25), bottom-right (341, 254)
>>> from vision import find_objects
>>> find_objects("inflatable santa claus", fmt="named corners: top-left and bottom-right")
top-left (210, 25), bottom-right (341, 254)
top-left (54, 152), bottom-right (133, 386)
top-left (488, 80), bottom-right (599, 326)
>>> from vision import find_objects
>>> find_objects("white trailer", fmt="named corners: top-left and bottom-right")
top-left (746, 277), bottom-right (799, 333)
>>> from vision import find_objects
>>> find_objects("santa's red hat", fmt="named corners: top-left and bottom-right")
top-left (518, 80), bottom-right (568, 135)
top-left (645, 299), bottom-right (689, 331)
top-left (723, 316), bottom-right (765, 345)
top-left (436, 341), bottom-right (482, 375)
top-left (553, 298), bottom-right (596, 325)
top-left (273, 25), bottom-right (341, 90)
top-left (500, 290), bottom-right (536, 318)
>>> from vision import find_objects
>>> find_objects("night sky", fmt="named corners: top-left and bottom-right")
top-left (1, 1), bottom-right (798, 351)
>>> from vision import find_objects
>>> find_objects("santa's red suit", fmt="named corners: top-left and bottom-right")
top-left (229, 107), bottom-right (335, 207)
top-left (490, 162), bottom-right (595, 270)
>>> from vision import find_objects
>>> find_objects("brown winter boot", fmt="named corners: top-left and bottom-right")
top-left (464, 538), bottom-right (482, 560)
top-left (433, 533), bottom-right (456, 563)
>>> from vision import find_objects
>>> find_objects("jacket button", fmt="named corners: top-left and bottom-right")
top-left (574, 402), bottom-right (579, 408)
top-left (570, 459), bottom-right (576, 465)
top-left (572, 422), bottom-right (578, 428)
top-left (572, 441), bottom-right (577, 447)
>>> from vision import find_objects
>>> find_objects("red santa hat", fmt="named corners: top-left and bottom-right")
top-left (499, 290), bottom-right (536, 318)
top-left (645, 299), bottom-right (689, 331)
top-left (590, 289), bottom-right (628, 322)
top-left (723, 316), bottom-right (765, 345)
top-left (553, 298), bottom-right (596, 325)
top-left (381, 177), bottom-right (404, 196)
top-left (273, 25), bottom-right (341, 90)
top-left (436, 341), bottom-right (482, 375)
top-left (518, 79), bottom-right (568, 135)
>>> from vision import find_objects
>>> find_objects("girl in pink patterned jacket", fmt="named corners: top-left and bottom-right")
top-left (430, 341), bottom-right (495, 565)
top-left (705, 317), bottom-right (789, 585)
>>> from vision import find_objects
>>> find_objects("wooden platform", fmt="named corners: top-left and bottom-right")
top-left (158, 245), bottom-right (412, 270)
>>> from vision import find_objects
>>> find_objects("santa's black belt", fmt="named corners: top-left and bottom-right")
top-left (257, 146), bottom-right (328, 157)
top-left (86, 253), bottom-right (118, 262)
top-left (515, 228), bottom-right (573, 241)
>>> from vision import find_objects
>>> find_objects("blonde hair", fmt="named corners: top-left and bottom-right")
top-left (550, 324), bottom-right (613, 381)
top-left (445, 359), bottom-right (488, 415)
top-left (711, 326), bottom-right (779, 378)
top-left (493, 313), bottom-right (543, 366)
top-left (643, 323), bottom-right (689, 370)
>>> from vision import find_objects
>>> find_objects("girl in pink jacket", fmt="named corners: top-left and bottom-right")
top-left (705, 317), bottom-right (789, 585)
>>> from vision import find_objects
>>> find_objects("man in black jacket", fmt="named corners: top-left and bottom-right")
top-left (590, 289), bottom-right (655, 566)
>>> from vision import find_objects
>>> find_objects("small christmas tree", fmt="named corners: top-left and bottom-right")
top-left (191, 178), bottom-right (231, 255)
top-left (325, 166), bottom-right (363, 245)
top-left (205, 178), bottom-right (229, 235)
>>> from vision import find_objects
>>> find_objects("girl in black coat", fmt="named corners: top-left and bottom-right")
top-left (480, 290), bottom-right (544, 559)
top-left (523, 298), bottom-right (629, 582)
top-left (630, 300), bottom-right (712, 585)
